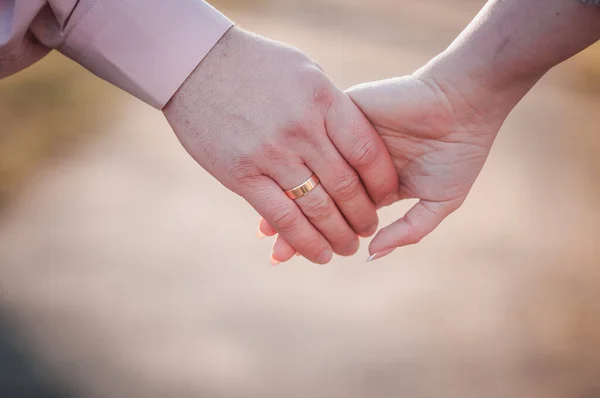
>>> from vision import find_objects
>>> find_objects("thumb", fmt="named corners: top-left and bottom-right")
top-left (367, 198), bottom-right (463, 262)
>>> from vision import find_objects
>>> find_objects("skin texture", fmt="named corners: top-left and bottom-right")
top-left (263, 73), bottom-right (502, 262)
top-left (261, 0), bottom-right (600, 263)
top-left (163, 27), bottom-right (397, 264)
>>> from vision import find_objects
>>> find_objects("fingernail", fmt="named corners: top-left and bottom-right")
top-left (316, 249), bottom-right (333, 264)
top-left (295, 252), bottom-right (301, 257)
top-left (366, 248), bottom-right (395, 262)
top-left (257, 228), bottom-right (267, 239)
top-left (270, 255), bottom-right (280, 266)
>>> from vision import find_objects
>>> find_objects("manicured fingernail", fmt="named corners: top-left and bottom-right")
top-left (366, 248), bottom-right (395, 262)
top-left (257, 228), bottom-right (267, 239)
top-left (316, 249), bottom-right (333, 264)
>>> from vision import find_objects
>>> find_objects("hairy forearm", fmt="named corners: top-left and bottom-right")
top-left (418, 0), bottom-right (600, 117)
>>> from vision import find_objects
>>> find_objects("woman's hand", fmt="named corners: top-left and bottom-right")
top-left (258, 0), bottom-right (600, 264)
top-left (348, 75), bottom-right (503, 260)
top-left (260, 70), bottom-right (511, 263)
top-left (163, 27), bottom-right (397, 264)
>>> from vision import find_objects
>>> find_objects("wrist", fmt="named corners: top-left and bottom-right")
top-left (414, 0), bottom-right (600, 124)
top-left (59, 0), bottom-right (233, 109)
top-left (164, 26), bottom-right (243, 115)
top-left (414, 48), bottom-right (541, 125)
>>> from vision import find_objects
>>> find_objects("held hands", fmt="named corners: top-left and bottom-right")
top-left (163, 0), bottom-right (597, 264)
top-left (260, 70), bottom-right (509, 263)
top-left (163, 27), bottom-right (512, 264)
top-left (163, 27), bottom-right (398, 264)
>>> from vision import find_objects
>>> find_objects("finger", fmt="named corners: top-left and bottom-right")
top-left (239, 176), bottom-right (333, 264)
top-left (270, 166), bottom-right (359, 257)
top-left (258, 217), bottom-right (276, 238)
top-left (303, 139), bottom-right (378, 237)
top-left (325, 93), bottom-right (398, 204)
top-left (271, 234), bottom-right (297, 264)
top-left (376, 191), bottom-right (403, 210)
top-left (294, 184), bottom-right (359, 256)
top-left (367, 199), bottom-right (462, 261)
top-left (258, 219), bottom-right (300, 261)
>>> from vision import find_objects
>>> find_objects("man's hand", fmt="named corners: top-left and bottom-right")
top-left (163, 27), bottom-right (397, 264)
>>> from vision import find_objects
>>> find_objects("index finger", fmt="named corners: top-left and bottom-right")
top-left (325, 93), bottom-right (398, 204)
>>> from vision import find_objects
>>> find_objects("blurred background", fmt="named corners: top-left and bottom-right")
top-left (1, 0), bottom-right (599, 397)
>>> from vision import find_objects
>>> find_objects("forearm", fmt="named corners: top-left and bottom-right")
top-left (418, 0), bottom-right (600, 116)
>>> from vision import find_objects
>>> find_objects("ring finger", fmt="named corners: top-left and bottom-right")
top-left (275, 166), bottom-right (359, 256)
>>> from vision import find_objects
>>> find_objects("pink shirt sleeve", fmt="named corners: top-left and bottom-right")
top-left (0, 0), bottom-right (234, 109)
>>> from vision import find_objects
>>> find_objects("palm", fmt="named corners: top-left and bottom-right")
top-left (347, 76), bottom-right (500, 252)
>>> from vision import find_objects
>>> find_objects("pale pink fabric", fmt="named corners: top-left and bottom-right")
top-left (0, 0), bottom-right (233, 108)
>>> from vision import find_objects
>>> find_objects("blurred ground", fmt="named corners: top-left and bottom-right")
top-left (1, 1), bottom-right (599, 397)
top-left (0, 53), bottom-right (117, 209)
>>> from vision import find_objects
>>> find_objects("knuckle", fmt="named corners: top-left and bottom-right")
top-left (259, 142), bottom-right (283, 160)
top-left (348, 137), bottom-right (379, 168)
top-left (311, 85), bottom-right (334, 110)
top-left (295, 66), bottom-right (335, 109)
top-left (226, 156), bottom-right (259, 182)
top-left (403, 211), bottom-right (417, 230)
top-left (256, 142), bottom-right (291, 169)
top-left (301, 194), bottom-right (334, 223)
top-left (330, 173), bottom-right (362, 201)
top-left (227, 144), bottom-right (289, 184)
top-left (402, 214), bottom-right (423, 246)
top-left (268, 207), bottom-right (300, 232)
top-left (281, 121), bottom-right (311, 141)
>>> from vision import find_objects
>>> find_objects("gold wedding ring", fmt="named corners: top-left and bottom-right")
top-left (284, 174), bottom-right (321, 200)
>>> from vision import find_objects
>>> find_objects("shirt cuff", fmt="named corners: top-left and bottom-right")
top-left (58, 1), bottom-right (234, 109)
